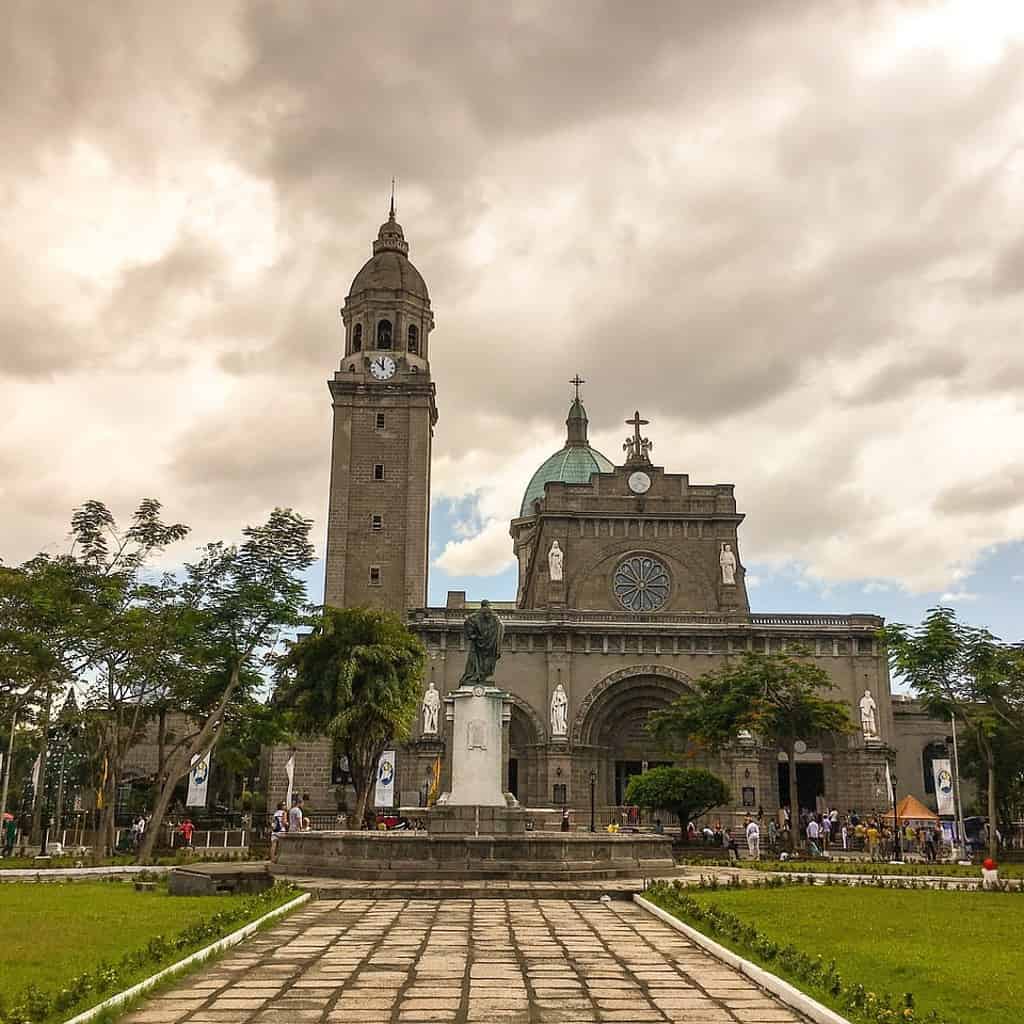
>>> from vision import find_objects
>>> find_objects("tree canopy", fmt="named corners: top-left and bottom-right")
top-left (274, 605), bottom-right (426, 826)
top-left (136, 506), bottom-right (314, 862)
top-left (881, 607), bottom-right (1024, 856)
top-left (624, 766), bottom-right (730, 834)
top-left (649, 649), bottom-right (853, 847)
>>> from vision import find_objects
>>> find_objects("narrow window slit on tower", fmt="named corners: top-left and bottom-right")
top-left (375, 412), bottom-right (385, 431)
top-left (373, 464), bottom-right (385, 480)
top-left (369, 566), bottom-right (382, 585)
top-left (371, 514), bottom-right (383, 531)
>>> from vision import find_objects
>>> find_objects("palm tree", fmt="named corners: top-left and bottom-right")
top-left (274, 606), bottom-right (425, 826)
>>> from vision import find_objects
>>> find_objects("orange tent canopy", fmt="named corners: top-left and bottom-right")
top-left (881, 795), bottom-right (939, 822)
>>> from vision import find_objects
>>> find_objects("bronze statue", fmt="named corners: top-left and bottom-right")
top-left (459, 599), bottom-right (504, 685)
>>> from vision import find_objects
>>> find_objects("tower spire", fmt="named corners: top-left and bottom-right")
top-left (389, 177), bottom-right (396, 221)
top-left (566, 376), bottom-right (589, 446)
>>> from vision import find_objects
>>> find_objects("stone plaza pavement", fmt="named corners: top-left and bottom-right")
top-left (123, 897), bottom-right (808, 1024)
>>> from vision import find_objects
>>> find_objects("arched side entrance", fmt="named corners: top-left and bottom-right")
top-left (507, 694), bottom-right (545, 807)
top-left (572, 666), bottom-right (692, 807)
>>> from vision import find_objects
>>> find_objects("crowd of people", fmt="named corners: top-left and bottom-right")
top-left (686, 806), bottom-right (950, 861)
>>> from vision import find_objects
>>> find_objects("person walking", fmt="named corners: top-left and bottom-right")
top-left (806, 816), bottom-right (821, 856)
top-left (866, 821), bottom-right (880, 861)
top-left (745, 817), bottom-right (760, 860)
top-left (724, 824), bottom-right (740, 862)
top-left (272, 802), bottom-right (287, 834)
top-left (2, 813), bottom-right (16, 858)
top-left (178, 818), bottom-right (195, 849)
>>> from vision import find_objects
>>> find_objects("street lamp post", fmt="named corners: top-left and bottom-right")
top-left (891, 768), bottom-right (902, 862)
top-left (589, 769), bottom-right (597, 833)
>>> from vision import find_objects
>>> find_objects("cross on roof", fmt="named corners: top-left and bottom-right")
top-left (625, 409), bottom-right (649, 450)
top-left (569, 374), bottom-right (586, 400)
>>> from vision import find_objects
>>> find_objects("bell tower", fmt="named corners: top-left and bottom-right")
top-left (324, 201), bottom-right (438, 613)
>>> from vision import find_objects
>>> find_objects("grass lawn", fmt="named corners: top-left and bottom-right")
top-left (3, 881), bottom-right (294, 1019)
top-left (668, 885), bottom-right (1022, 1024)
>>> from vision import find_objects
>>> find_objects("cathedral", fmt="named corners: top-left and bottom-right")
top-left (266, 206), bottom-right (948, 824)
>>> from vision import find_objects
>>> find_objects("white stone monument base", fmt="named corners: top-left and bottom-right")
top-left (445, 683), bottom-right (510, 807)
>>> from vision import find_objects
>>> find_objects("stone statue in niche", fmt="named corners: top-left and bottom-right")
top-left (459, 600), bottom-right (504, 686)
top-left (421, 679), bottom-right (441, 735)
top-left (550, 683), bottom-right (568, 737)
top-left (859, 689), bottom-right (878, 739)
top-left (548, 540), bottom-right (564, 582)
top-left (719, 542), bottom-right (737, 585)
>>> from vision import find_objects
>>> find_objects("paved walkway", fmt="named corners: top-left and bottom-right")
top-left (124, 897), bottom-right (806, 1024)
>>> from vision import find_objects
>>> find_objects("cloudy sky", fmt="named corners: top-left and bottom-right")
top-left (3, 0), bottom-right (1023, 640)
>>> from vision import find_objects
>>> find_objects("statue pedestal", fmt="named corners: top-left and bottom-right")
top-left (443, 683), bottom-right (510, 807)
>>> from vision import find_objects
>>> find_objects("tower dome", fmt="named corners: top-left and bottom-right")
top-left (520, 393), bottom-right (614, 516)
top-left (339, 195), bottom-right (434, 368)
top-left (348, 207), bottom-right (430, 300)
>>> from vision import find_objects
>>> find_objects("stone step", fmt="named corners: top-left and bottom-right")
top-left (284, 875), bottom-right (648, 900)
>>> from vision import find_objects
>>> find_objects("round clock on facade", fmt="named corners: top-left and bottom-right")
top-left (369, 355), bottom-right (397, 380)
top-left (613, 555), bottom-right (670, 612)
top-left (627, 470), bottom-right (651, 494)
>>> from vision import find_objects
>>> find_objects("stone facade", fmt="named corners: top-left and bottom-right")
top-left (405, 607), bottom-right (896, 821)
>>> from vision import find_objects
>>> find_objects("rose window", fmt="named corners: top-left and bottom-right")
top-left (612, 556), bottom-right (670, 612)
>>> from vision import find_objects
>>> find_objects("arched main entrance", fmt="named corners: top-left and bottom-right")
top-left (573, 667), bottom-right (692, 807)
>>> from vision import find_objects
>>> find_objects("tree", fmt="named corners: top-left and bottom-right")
top-left (274, 606), bottom-right (426, 827)
top-left (624, 766), bottom-right (730, 836)
top-left (136, 507), bottom-right (313, 863)
top-left (0, 555), bottom-right (95, 833)
top-left (881, 607), bottom-right (1024, 857)
top-left (648, 649), bottom-right (854, 849)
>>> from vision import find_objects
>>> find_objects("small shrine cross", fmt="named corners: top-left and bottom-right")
top-left (569, 374), bottom-right (585, 400)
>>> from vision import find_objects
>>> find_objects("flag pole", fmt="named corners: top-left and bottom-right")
top-left (0, 707), bottom-right (17, 827)
top-left (950, 713), bottom-right (968, 860)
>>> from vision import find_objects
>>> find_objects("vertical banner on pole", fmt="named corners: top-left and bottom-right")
top-left (284, 754), bottom-right (295, 809)
top-left (933, 759), bottom-right (955, 815)
top-left (186, 750), bottom-right (213, 807)
top-left (884, 762), bottom-right (895, 806)
top-left (375, 751), bottom-right (396, 808)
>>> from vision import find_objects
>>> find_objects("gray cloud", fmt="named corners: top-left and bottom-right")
top-left (934, 470), bottom-right (1024, 517)
top-left (2, 1), bottom-right (1024, 593)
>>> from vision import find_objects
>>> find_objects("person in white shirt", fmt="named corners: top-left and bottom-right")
top-left (745, 818), bottom-right (760, 860)
top-left (806, 816), bottom-right (821, 855)
top-left (287, 799), bottom-right (304, 833)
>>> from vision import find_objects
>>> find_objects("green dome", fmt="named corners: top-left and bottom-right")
top-left (520, 443), bottom-right (614, 516)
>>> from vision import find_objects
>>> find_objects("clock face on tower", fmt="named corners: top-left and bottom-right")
top-left (369, 355), bottom-right (397, 380)
top-left (628, 471), bottom-right (651, 494)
